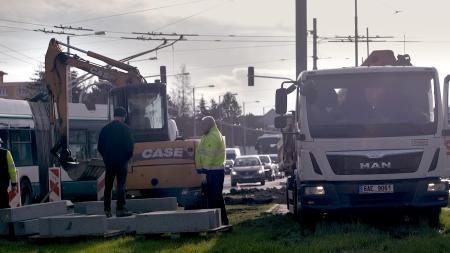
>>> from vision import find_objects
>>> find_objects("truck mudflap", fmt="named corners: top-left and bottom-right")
top-left (298, 178), bottom-right (449, 211)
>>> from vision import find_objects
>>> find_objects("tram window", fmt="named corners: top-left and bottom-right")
top-left (10, 130), bottom-right (33, 166)
top-left (69, 130), bottom-right (88, 160)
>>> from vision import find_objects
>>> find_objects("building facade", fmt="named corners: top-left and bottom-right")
top-left (0, 71), bottom-right (34, 100)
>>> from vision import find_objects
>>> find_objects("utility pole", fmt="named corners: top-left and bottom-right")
top-left (296, 0), bottom-right (307, 77)
top-left (243, 102), bottom-right (246, 155)
top-left (366, 27), bottom-right (369, 59)
top-left (354, 0), bottom-right (359, 66)
top-left (192, 87), bottom-right (196, 136)
top-left (312, 18), bottom-right (318, 70)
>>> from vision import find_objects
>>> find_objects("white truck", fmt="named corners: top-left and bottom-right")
top-left (275, 51), bottom-right (450, 226)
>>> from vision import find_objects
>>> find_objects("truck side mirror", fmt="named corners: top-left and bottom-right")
top-left (275, 88), bottom-right (288, 114)
top-left (248, 66), bottom-right (254, 86)
top-left (274, 115), bottom-right (287, 129)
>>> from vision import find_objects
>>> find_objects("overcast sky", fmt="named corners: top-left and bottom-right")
top-left (1, 0), bottom-right (450, 114)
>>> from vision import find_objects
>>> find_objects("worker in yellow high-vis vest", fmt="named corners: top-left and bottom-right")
top-left (0, 138), bottom-right (17, 209)
top-left (195, 116), bottom-right (229, 225)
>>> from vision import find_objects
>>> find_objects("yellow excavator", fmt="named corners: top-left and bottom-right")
top-left (45, 38), bottom-right (202, 207)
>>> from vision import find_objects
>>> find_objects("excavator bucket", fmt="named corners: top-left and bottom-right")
top-left (361, 50), bottom-right (397, 66)
top-left (361, 50), bottom-right (412, 67)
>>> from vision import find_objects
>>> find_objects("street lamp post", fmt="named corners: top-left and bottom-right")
top-left (192, 84), bottom-right (215, 137)
top-left (242, 100), bottom-right (260, 155)
top-left (66, 31), bottom-right (106, 102)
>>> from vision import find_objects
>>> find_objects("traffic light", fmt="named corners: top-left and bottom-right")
top-left (248, 66), bottom-right (254, 86)
top-left (160, 66), bottom-right (167, 84)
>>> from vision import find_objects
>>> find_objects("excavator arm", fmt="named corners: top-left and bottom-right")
top-left (44, 38), bottom-right (144, 168)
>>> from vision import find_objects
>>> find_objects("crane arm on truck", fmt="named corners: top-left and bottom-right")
top-left (44, 38), bottom-right (145, 168)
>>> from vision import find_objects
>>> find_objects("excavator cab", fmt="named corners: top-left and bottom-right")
top-left (109, 84), bottom-right (170, 142)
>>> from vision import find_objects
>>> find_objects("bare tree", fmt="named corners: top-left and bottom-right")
top-left (170, 64), bottom-right (192, 117)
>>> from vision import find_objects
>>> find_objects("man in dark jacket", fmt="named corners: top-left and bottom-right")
top-left (98, 107), bottom-right (134, 217)
top-left (0, 138), bottom-right (17, 209)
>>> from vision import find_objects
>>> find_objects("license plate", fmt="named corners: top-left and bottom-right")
top-left (359, 184), bottom-right (394, 194)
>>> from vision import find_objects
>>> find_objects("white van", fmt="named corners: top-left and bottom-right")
top-left (226, 148), bottom-right (241, 161)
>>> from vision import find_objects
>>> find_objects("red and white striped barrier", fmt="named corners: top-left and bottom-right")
top-left (48, 167), bottom-right (62, 202)
top-left (97, 172), bottom-right (106, 201)
top-left (8, 172), bottom-right (21, 208)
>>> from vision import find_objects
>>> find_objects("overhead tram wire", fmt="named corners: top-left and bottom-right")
top-left (0, 18), bottom-right (53, 28)
top-left (0, 50), bottom-right (34, 66)
top-left (64, 0), bottom-right (211, 24)
top-left (0, 42), bottom-right (41, 63)
top-left (132, 32), bottom-right (295, 39)
top-left (153, 0), bottom-right (228, 31)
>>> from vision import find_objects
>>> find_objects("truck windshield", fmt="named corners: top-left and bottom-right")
top-left (127, 92), bottom-right (165, 130)
top-left (305, 71), bottom-right (437, 138)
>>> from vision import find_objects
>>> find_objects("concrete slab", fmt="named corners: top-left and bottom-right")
top-left (106, 216), bottom-right (136, 234)
top-left (209, 209), bottom-right (222, 229)
top-left (12, 219), bottom-right (39, 236)
top-left (0, 201), bottom-right (71, 223)
top-left (136, 209), bottom-right (220, 234)
top-left (0, 222), bottom-right (10, 235)
top-left (74, 197), bottom-right (177, 215)
top-left (39, 215), bottom-right (106, 237)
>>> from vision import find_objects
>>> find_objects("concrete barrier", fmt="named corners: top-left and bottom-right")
top-left (39, 215), bottom-right (106, 237)
top-left (12, 219), bottom-right (39, 236)
top-left (74, 197), bottom-right (178, 215)
top-left (136, 209), bottom-right (221, 234)
top-left (0, 201), bottom-right (70, 223)
top-left (106, 216), bottom-right (136, 234)
top-left (0, 222), bottom-right (9, 235)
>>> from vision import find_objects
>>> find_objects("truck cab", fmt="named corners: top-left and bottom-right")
top-left (277, 66), bottom-right (450, 225)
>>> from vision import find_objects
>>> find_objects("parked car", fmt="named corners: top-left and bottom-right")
top-left (268, 154), bottom-right (283, 178)
top-left (224, 159), bottom-right (234, 174)
top-left (258, 154), bottom-right (278, 181)
top-left (230, 156), bottom-right (265, 186)
top-left (258, 155), bottom-right (275, 181)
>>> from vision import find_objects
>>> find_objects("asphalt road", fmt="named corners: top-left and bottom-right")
top-left (223, 174), bottom-right (285, 193)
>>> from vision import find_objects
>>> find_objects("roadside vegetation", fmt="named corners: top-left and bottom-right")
top-left (1, 205), bottom-right (450, 253)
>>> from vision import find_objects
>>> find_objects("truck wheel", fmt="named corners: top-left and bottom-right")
top-left (20, 178), bottom-right (33, 206)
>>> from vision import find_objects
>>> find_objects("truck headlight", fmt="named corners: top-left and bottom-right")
top-left (427, 182), bottom-right (447, 192)
top-left (304, 186), bottom-right (325, 195)
top-left (258, 169), bottom-right (265, 174)
top-left (231, 170), bottom-right (237, 175)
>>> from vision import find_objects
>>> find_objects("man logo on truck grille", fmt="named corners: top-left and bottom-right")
top-left (360, 162), bottom-right (391, 169)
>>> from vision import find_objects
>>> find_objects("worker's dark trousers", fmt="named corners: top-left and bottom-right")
top-left (0, 185), bottom-right (9, 209)
top-left (104, 164), bottom-right (128, 211)
top-left (205, 169), bottom-right (229, 225)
